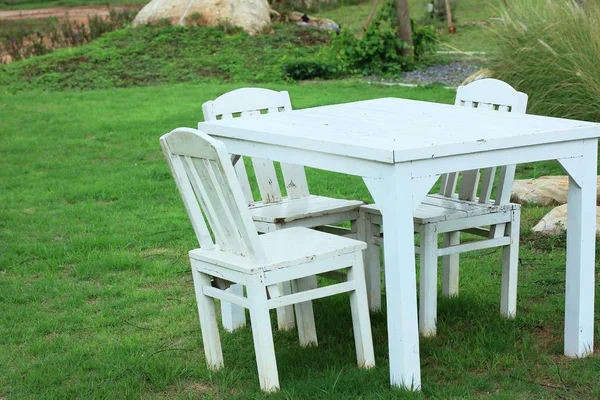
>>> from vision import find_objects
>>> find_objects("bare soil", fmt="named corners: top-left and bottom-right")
top-left (0, 5), bottom-right (138, 23)
top-left (0, 5), bottom-right (140, 63)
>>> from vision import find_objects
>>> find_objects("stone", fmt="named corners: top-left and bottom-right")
top-left (133, 0), bottom-right (271, 35)
top-left (271, 0), bottom-right (336, 9)
top-left (286, 11), bottom-right (339, 33)
top-left (532, 204), bottom-right (600, 235)
top-left (511, 175), bottom-right (600, 206)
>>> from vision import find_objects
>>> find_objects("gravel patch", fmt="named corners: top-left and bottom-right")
top-left (367, 60), bottom-right (481, 87)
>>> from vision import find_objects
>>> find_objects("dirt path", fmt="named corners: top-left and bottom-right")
top-left (0, 5), bottom-right (140, 23)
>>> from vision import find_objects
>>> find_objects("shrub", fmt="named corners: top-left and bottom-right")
top-left (331, 0), bottom-right (437, 75)
top-left (413, 24), bottom-right (437, 60)
top-left (488, 0), bottom-right (600, 122)
top-left (282, 61), bottom-right (339, 80)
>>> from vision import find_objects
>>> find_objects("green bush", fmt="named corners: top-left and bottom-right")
top-left (413, 24), bottom-right (437, 60)
top-left (282, 61), bottom-right (339, 80)
top-left (488, 0), bottom-right (600, 122)
top-left (331, 0), bottom-right (437, 75)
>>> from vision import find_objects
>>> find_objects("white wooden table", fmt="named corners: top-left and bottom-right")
top-left (198, 97), bottom-right (600, 390)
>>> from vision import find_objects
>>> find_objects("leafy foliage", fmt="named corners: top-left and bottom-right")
top-left (412, 24), bottom-right (437, 59)
top-left (331, 0), bottom-right (437, 75)
top-left (488, 0), bottom-right (600, 121)
top-left (282, 61), bottom-right (339, 80)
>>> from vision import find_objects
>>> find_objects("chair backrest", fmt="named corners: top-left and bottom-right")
top-left (439, 78), bottom-right (528, 205)
top-left (202, 88), bottom-right (309, 206)
top-left (161, 127), bottom-right (266, 263)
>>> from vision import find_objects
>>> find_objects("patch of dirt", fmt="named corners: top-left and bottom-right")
top-left (0, 5), bottom-right (140, 63)
top-left (0, 5), bottom-right (139, 24)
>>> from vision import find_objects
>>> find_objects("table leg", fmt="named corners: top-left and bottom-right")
top-left (562, 138), bottom-right (597, 357)
top-left (364, 171), bottom-right (422, 390)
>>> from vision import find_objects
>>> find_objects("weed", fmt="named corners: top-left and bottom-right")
top-left (488, 0), bottom-right (600, 121)
top-left (185, 12), bottom-right (207, 27)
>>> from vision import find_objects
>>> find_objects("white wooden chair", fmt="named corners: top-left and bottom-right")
top-left (201, 88), bottom-right (364, 333)
top-left (360, 78), bottom-right (528, 336)
top-left (160, 127), bottom-right (375, 392)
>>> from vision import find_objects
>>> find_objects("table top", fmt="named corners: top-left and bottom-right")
top-left (198, 98), bottom-right (600, 164)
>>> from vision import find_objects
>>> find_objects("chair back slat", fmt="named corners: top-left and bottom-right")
top-left (478, 166), bottom-right (496, 204)
top-left (458, 169), bottom-right (480, 201)
top-left (495, 164), bottom-right (517, 205)
top-left (438, 79), bottom-right (528, 205)
top-left (252, 158), bottom-right (283, 204)
top-left (186, 156), bottom-right (248, 253)
top-left (202, 88), bottom-right (310, 203)
top-left (440, 171), bottom-right (458, 196)
top-left (161, 141), bottom-right (215, 250)
top-left (280, 163), bottom-right (310, 199)
top-left (161, 128), bottom-right (265, 262)
top-left (233, 161), bottom-right (254, 206)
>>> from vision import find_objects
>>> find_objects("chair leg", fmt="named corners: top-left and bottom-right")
top-left (291, 276), bottom-right (318, 347)
top-left (347, 252), bottom-right (375, 368)
top-left (442, 231), bottom-right (460, 297)
top-left (190, 264), bottom-right (223, 370)
top-left (246, 277), bottom-right (280, 392)
top-left (357, 209), bottom-right (382, 311)
top-left (221, 284), bottom-right (247, 332)
top-left (275, 282), bottom-right (296, 331)
top-left (501, 207), bottom-right (520, 318)
top-left (419, 224), bottom-right (438, 337)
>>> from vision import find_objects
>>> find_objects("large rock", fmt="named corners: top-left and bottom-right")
top-left (532, 204), bottom-right (600, 235)
top-left (273, 0), bottom-right (336, 8)
top-left (287, 11), bottom-right (339, 33)
top-left (133, 0), bottom-right (271, 35)
top-left (512, 175), bottom-right (600, 206)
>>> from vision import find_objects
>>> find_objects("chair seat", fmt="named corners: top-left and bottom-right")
top-left (361, 194), bottom-right (519, 224)
top-left (249, 195), bottom-right (363, 224)
top-left (189, 227), bottom-right (366, 273)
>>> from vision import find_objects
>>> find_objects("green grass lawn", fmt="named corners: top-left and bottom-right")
top-left (0, 24), bottom-right (334, 92)
top-left (2, 81), bottom-right (600, 399)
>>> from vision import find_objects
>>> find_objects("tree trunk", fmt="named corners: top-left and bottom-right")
top-left (394, 0), bottom-right (413, 57)
top-left (445, 0), bottom-right (455, 33)
top-left (434, 0), bottom-right (446, 19)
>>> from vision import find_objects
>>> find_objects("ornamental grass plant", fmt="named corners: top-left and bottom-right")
top-left (488, 0), bottom-right (600, 122)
